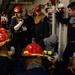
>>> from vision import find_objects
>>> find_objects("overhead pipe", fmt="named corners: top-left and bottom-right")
top-left (0, 0), bottom-right (11, 14)
top-left (0, 0), bottom-right (4, 14)
top-left (1, 0), bottom-right (7, 13)
top-left (3, 0), bottom-right (11, 14)
top-left (50, 0), bottom-right (58, 34)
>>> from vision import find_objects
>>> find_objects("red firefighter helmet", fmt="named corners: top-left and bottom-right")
top-left (0, 33), bottom-right (10, 47)
top-left (34, 6), bottom-right (41, 12)
top-left (22, 43), bottom-right (43, 57)
top-left (14, 5), bottom-right (22, 13)
top-left (0, 28), bottom-right (7, 33)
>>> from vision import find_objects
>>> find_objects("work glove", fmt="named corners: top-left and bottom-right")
top-left (44, 55), bottom-right (53, 62)
top-left (8, 46), bottom-right (15, 56)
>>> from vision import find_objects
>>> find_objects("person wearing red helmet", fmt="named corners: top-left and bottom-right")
top-left (0, 33), bottom-right (25, 75)
top-left (10, 5), bottom-right (28, 58)
top-left (0, 33), bottom-right (14, 75)
top-left (32, 5), bottom-right (50, 46)
top-left (15, 43), bottom-right (48, 75)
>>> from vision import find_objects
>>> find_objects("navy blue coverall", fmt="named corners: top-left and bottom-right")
top-left (54, 12), bottom-right (75, 75)
top-left (11, 17), bottom-right (27, 58)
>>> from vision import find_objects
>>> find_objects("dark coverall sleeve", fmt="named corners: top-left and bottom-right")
top-left (10, 17), bottom-right (17, 32)
top-left (32, 23), bottom-right (35, 38)
top-left (55, 12), bottom-right (70, 24)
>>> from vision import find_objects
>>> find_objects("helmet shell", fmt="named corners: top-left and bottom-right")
top-left (34, 6), bottom-right (41, 12)
top-left (0, 28), bottom-right (7, 33)
top-left (14, 5), bottom-right (22, 13)
top-left (0, 33), bottom-right (9, 47)
top-left (22, 43), bottom-right (43, 57)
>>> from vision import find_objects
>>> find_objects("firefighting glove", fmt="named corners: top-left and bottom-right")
top-left (44, 55), bottom-right (53, 62)
top-left (52, 53), bottom-right (59, 61)
top-left (14, 20), bottom-right (24, 30)
top-left (8, 46), bottom-right (15, 56)
top-left (22, 26), bottom-right (27, 31)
